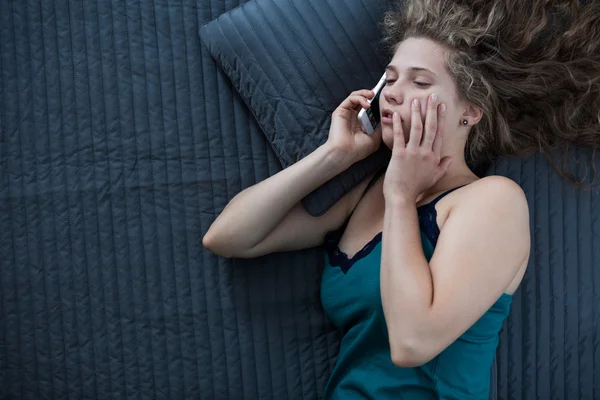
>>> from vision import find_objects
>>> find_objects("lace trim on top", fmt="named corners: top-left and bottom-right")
top-left (324, 186), bottom-right (465, 274)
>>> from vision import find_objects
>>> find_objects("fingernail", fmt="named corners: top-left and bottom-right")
top-left (440, 103), bottom-right (446, 112)
top-left (413, 99), bottom-right (419, 108)
top-left (431, 93), bottom-right (438, 103)
top-left (393, 112), bottom-right (398, 119)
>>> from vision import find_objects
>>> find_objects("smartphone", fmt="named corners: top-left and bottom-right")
top-left (358, 72), bottom-right (387, 135)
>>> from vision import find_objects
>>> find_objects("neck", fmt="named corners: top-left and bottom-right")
top-left (422, 142), bottom-right (479, 199)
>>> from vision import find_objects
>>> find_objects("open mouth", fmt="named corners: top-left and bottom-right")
top-left (381, 110), bottom-right (401, 124)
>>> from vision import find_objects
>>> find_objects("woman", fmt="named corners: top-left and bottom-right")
top-left (203, 0), bottom-right (600, 398)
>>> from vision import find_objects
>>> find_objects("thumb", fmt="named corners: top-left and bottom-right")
top-left (436, 157), bottom-right (453, 179)
top-left (370, 125), bottom-right (383, 148)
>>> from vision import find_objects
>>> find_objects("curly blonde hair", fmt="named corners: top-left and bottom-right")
top-left (382, 0), bottom-right (600, 184)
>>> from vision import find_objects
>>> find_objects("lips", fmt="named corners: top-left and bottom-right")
top-left (381, 109), bottom-right (400, 125)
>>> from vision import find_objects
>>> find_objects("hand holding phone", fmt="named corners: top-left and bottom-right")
top-left (358, 72), bottom-right (387, 135)
top-left (326, 89), bottom-right (383, 166)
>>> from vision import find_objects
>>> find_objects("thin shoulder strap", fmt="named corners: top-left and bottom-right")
top-left (424, 185), bottom-right (466, 208)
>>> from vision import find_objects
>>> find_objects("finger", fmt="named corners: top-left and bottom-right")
top-left (371, 124), bottom-right (383, 143)
top-left (352, 89), bottom-right (375, 98)
top-left (432, 103), bottom-right (446, 157)
top-left (363, 124), bottom-right (383, 152)
top-left (408, 99), bottom-right (423, 148)
top-left (340, 95), bottom-right (372, 111)
top-left (393, 112), bottom-right (405, 149)
top-left (422, 94), bottom-right (438, 149)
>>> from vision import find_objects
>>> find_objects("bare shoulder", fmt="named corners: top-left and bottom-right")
top-left (451, 175), bottom-right (531, 252)
top-left (458, 175), bottom-right (529, 214)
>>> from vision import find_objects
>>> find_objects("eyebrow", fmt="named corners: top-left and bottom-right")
top-left (386, 64), bottom-right (437, 77)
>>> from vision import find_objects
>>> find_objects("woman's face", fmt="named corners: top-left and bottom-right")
top-left (379, 37), bottom-right (465, 149)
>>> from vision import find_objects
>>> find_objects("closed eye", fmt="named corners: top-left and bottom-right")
top-left (414, 81), bottom-right (430, 87)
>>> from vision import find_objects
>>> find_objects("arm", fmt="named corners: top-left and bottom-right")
top-left (381, 177), bottom-right (530, 367)
top-left (203, 144), bottom-right (377, 258)
top-left (203, 144), bottom-right (349, 258)
top-left (203, 90), bottom-right (382, 258)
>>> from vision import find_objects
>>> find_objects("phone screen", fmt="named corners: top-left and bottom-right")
top-left (365, 83), bottom-right (383, 129)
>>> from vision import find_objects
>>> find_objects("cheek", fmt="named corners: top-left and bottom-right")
top-left (442, 107), bottom-right (459, 131)
top-left (382, 127), bottom-right (393, 149)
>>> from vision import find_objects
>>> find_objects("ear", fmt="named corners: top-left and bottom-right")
top-left (461, 105), bottom-right (483, 126)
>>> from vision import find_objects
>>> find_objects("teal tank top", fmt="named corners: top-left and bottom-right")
top-left (320, 183), bottom-right (512, 400)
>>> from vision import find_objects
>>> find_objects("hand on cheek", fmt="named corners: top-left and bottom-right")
top-left (383, 93), bottom-right (453, 202)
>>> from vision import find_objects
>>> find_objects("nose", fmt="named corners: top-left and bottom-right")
top-left (383, 85), bottom-right (403, 106)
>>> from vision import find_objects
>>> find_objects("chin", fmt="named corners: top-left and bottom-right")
top-left (382, 126), bottom-right (393, 149)
top-left (381, 125), bottom-right (408, 149)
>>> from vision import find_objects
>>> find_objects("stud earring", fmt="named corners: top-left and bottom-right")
top-left (462, 119), bottom-right (469, 126)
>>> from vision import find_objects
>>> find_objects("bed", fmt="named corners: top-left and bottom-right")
top-left (1, 0), bottom-right (599, 398)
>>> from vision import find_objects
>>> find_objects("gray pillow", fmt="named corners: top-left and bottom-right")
top-left (199, 0), bottom-right (393, 216)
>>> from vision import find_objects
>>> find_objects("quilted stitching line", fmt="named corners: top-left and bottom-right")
top-left (338, 0), bottom-right (383, 83)
top-left (8, 6), bottom-right (25, 395)
top-left (575, 149), bottom-right (584, 398)
top-left (24, 3), bottom-right (44, 394)
top-left (162, 4), bottom-right (186, 398)
top-left (285, 259), bottom-right (306, 397)
top-left (134, 0), bottom-right (162, 395)
top-left (214, 61), bottom-right (232, 400)
top-left (247, 109), bottom-right (266, 400)
top-left (592, 169), bottom-right (599, 400)
top-left (229, 71), bottom-right (252, 397)
top-left (34, 6), bottom-right (56, 393)
top-left (93, 1), bottom-right (129, 396)
top-left (563, 156), bottom-right (583, 398)
top-left (224, 8), bottom-right (320, 156)
top-left (286, 0), bottom-right (352, 94)
top-left (88, 2), bottom-right (106, 396)
top-left (58, 3), bottom-right (83, 393)
top-left (80, 0), bottom-right (129, 393)
top-left (556, 170), bottom-right (568, 399)
top-left (85, 22), bottom-right (115, 400)
top-left (524, 155), bottom-right (539, 399)
top-left (528, 156), bottom-right (539, 400)
top-left (265, 0), bottom-right (337, 107)
top-left (273, 263), bottom-right (292, 399)
top-left (214, 20), bottom-right (296, 164)
top-left (244, 2), bottom-right (322, 152)
top-left (203, 0), bottom-right (245, 22)
top-left (356, 0), bottom-right (382, 26)
top-left (116, 0), bottom-right (143, 395)
top-left (188, 60), bottom-right (208, 394)
top-left (37, 2), bottom-right (59, 396)
top-left (149, 0), bottom-right (173, 396)
top-left (80, 4), bottom-right (106, 394)
top-left (199, 29), bottom-right (218, 399)
top-left (303, 1), bottom-right (360, 91)
top-left (321, 1), bottom-right (375, 82)
top-left (135, 0), bottom-right (161, 396)
top-left (546, 158), bottom-right (564, 396)
top-left (0, 37), bottom-right (10, 382)
top-left (244, 101), bottom-right (275, 399)
top-left (355, 0), bottom-right (384, 42)
top-left (0, 253), bottom-right (6, 400)
top-left (181, 0), bottom-right (202, 396)
top-left (301, 272), bottom-right (319, 399)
